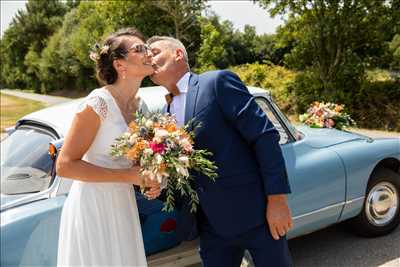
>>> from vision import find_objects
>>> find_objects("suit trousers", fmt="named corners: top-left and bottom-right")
top-left (198, 210), bottom-right (292, 267)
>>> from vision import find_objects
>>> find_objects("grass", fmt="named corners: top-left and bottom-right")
top-left (0, 92), bottom-right (46, 132)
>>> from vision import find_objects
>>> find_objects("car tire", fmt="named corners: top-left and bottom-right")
top-left (348, 167), bottom-right (400, 237)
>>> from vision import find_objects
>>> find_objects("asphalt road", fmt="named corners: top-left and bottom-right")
top-left (289, 224), bottom-right (400, 267)
top-left (188, 225), bottom-right (399, 267)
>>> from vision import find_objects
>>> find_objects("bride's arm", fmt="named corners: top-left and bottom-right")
top-left (56, 105), bottom-right (141, 185)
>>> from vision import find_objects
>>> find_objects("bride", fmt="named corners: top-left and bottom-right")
top-left (56, 27), bottom-right (160, 266)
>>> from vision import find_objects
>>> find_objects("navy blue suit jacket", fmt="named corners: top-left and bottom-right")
top-left (175, 70), bottom-right (291, 241)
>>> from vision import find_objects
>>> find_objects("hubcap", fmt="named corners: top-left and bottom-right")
top-left (365, 182), bottom-right (399, 226)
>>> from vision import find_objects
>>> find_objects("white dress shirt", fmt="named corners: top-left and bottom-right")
top-left (169, 72), bottom-right (190, 127)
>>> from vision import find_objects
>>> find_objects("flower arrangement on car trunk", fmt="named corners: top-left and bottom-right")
top-left (299, 101), bottom-right (356, 130)
top-left (111, 111), bottom-right (218, 213)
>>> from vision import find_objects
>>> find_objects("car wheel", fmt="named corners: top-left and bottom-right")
top-left (349, 167), bottom-right (400, 237)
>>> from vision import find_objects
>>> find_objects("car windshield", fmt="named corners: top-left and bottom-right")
top-left (268, 99), bottom-right (303, 140)
top-left (1, 126), bottom-right (55, 195)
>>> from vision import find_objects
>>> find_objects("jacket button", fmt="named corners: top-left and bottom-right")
top-left (198, 187), bottom-right (204, 193)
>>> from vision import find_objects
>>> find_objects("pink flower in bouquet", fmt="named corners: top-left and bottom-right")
top-left (149, 142), bottom-right (166, 154)
top-left (324, 118), bottom-right (335, 128)
top-left (179, 138), bottom-right (193, 153)
top-left (315, 109), bottom-right (324, 117)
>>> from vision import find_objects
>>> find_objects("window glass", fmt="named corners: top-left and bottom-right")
top-left (255, 98), bottom-right (289, 144)
top-left (1, 126), bottom-right (55, 194)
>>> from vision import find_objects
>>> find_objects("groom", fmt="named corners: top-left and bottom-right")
top-left (148, 36), bottom-right (293, 267)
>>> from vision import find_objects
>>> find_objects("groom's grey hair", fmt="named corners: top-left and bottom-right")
top-left (147, 36), bottom-right (189, 64)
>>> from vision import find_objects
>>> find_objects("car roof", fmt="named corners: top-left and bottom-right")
top-left (20, 86), bottom-right (269, 137)
top-left (248, 86), bottom-right (270, 96)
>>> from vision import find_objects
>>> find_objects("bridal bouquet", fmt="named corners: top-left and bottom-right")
top-left (299, 101), bottom-right (355, 130)
top-left (110, 112), bottom-right (218, 213)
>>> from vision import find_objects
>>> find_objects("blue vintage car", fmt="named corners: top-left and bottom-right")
top-left (1, 86), bottom-right (399, 266)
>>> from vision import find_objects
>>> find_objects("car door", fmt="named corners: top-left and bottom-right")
top-left (1, 123), bottom-right (64, 266)
top-left (255, 97), bottom-right (346, 238)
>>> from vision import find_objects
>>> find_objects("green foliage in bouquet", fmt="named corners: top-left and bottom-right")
top-left (111, 111), bottom-right (218, 213)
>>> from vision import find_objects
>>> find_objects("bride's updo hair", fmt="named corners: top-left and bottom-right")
top-left (90, 27), bottom-right (145, 85)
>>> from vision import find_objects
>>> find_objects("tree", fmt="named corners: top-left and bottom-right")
top-left (195, 14), bottom-right (281, 70)
top-left (65, 0), bottom-right (81, 9)
top-left (258, 0), bottom-right (396, 96)
top-left (97, 0), bottom-right (205, 67)
top-left (228, 25), bottom-right (258, 65)
top-left (38, 6), bottom-right (92, 93)
top-left (389, 34), bottom-right (400, 71)
top-left (36, 0), bottom-right (206, 92)
top-left (195, 16), bottom-right (229, 71)
top-left (195, 14), bottom-right (248, 70)
top-left (0, 0), bottom-right (69, 91)
top-left (253, 33), bottom-right (285, 65)
top-left (150, 0), bottom-right (206, 66)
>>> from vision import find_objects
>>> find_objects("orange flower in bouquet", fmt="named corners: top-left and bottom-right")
top-left (111, 112), bottom-right (218, 212)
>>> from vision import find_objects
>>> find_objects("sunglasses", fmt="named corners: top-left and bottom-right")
top-left (127, 43), bottom-right (150, 54)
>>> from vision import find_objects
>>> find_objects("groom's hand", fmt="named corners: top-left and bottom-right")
top-left (266, 194), bottom-right (293, 240)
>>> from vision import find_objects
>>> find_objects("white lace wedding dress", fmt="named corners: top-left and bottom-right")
top-left (57, 88), bottom-right (148, 266)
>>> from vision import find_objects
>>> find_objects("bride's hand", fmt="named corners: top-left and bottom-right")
top-left (126, 166), bottom-right (161, 199)
top-left (143, 177), bottom-right (161, 200)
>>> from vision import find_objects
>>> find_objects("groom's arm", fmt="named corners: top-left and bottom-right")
top-left (213, 70), bottom-right (290, 195)
top-left (213, 70), bottom-right (293, 239)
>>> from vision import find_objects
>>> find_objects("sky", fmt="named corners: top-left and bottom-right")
top-left (0, 0), bottom-right (285, 37)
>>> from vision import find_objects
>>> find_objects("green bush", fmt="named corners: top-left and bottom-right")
top-left (230, 63), bottom-right (297, 113)
top-left (229, 64), bottom-right (399, 131)
top-left (367, 69), bottom-right (400, 82)
top-left (289, 68), bottom-right (400, 131)
top-left (286, 69), bottom-right (325, 114)
top-left (351, 80), bottom-right (400, 131)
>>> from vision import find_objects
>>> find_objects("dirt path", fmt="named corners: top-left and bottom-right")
top-left (0, 90), bottom-right (71, 140)
top-left (1, 89), bottom-right (71, 106)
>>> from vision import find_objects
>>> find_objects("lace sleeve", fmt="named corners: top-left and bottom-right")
top-left (77, 95), bottom-right (108, 121)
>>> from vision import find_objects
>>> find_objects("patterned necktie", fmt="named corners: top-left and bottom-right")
top-left (165, 93), bottom-right (174, 106)
top-left (165, 89), bottom-right (181, 113)
top-left (165, 93), bottom-right (175, 113)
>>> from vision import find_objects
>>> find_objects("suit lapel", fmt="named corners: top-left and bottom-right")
top-left (184, 73), bottom-right (200, 125)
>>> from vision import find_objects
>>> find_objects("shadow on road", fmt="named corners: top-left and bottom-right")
top-left (289, 223), bottom-right (400, 267)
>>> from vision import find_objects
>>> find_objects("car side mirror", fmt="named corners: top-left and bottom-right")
top-left (48, 139), bottom-right (64, 159)
top-left (48, 139), bottom-right (64, 182)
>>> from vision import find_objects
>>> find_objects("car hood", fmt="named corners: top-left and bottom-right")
top-left (297, 125), bottom-right (372, 148)
top-left (1, 191), bottom-right (51, 212)
top-left (1, 193), bottom-right (30, 208)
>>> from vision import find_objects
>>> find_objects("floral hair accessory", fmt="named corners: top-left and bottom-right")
top-left (89, 43), bottom-right (110, 62)
top-left (89, 51), bottom-right (99, 62)
top-left (100, 44), bottom-right (110, 55)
